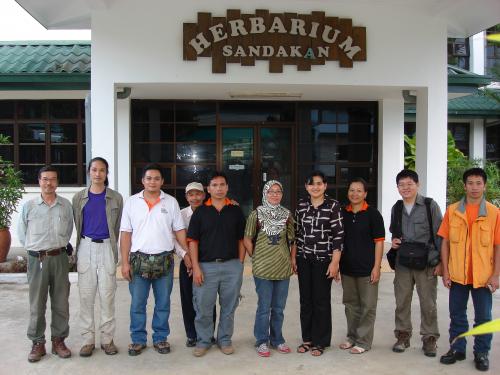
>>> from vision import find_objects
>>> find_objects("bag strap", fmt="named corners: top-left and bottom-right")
top-left (393, 200), bottom-right (404, 239)
top-left (424, 197), bottom-right (437, 247)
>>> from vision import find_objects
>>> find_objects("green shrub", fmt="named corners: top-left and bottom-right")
top-left (0, 134), bottom-right (24, 229)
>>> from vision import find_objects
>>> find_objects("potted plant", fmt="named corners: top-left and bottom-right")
top-left (0, 134), bottom-right (24, 262)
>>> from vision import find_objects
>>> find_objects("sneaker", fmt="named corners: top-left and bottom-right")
top-left (153, 341), bottom-right (171, 354)
top-left (275, 343), bottom-right (291, 354)
top-left (79, 344), bottom-right (95, 357)
top-left (474, 352), bottom-right (489, 372)
top-left (193, 346), bottom-right (209, 357)
top-left (440, 349), bottom-right (466, 364)
top-left (422, 336), bottom-right (437, 357)
top-left (28, 342), bottom-right (46, 363)
top-left (256, 343), bottom-right (271, 357)
top-left (392, 331), bottom-right (410, 353)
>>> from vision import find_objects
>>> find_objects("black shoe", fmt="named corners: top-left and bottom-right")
top-left (440, 349), bottom-right (466, 364)
top-left (186, 338), bottom-right (197, 347)
top-left (210, 337), bottom-right (216, 344)
top-left (474, 353), bottom-right (489, 372)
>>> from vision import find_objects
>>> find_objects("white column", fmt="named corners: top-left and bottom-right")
top-left (378, 98), bottom-right (405, 238)
top-left (91, 82), bottom-right (117, 189)
top-left (415, 85), bottom-right (448, 211)
top-left (469, 119), bottom-right (485, 161)
top-left (116, 95), bottom-right (131, 198)
top-left (470, 32), bottom-right (485, 76)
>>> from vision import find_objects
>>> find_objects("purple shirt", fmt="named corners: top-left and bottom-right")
top-left (81, 190), bottom-right (110, 240)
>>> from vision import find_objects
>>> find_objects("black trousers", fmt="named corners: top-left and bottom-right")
top-left (297, 257), bottom-right (333, 347)
top-left (179, 260), bottom-right (216, 340)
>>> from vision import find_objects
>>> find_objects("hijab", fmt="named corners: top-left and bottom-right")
top-left (256, 180), bottom-right (290, 236)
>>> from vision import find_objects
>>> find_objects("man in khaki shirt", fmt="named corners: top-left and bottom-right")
top-left (18, 166), bottom-right (73, 363)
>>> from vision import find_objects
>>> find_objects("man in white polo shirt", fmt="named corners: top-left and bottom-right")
top-left (120, 163), bottom-right (189, 356)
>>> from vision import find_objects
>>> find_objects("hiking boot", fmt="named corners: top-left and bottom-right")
top-left (392, 331), bottom-right (410, 353)
top-left (422, 336), bottom-right (437, 357)
top-left (28, 342), bottom-right (46, 362)
top-left (474, 352), bottom-right (489, 372)
top-left (128, 343), bottom-right (146, 356)
top-left (101, 341), bottom-right (118, 355)
top-left (220, 345), bottom-right (234, 355)
top-left (79, 344), bottom-right (95, 357)
top-left (153, 341), bottom-right (171, 354)
top-left (51, 337), bottom-right (71, 358)
top-left (193, 346), bottom-right (208, 357)
top-left (440, 349), bottom-right (466, 364)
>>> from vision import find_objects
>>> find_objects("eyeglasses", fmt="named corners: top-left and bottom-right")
top-left (397, 183), bottom-right (416, 189)
top-left (267, 190), bottom-right (283, 195)
top-left (144, 176), bottom-right (162, 182)
top-left (40, 177), bottom-right (57, 183)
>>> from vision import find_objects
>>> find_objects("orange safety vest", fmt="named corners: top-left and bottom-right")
top-left (447, 198), bottom-right (498, 288)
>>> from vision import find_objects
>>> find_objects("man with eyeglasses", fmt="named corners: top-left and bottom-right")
top-left (18, 166), bottom-right (74, 363)
top-left (120, 163), bottom-right (189, 356)
top-left (390, 169), bottom-right (443, 357)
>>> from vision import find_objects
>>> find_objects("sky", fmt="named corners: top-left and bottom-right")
top-left (0, 0), bottom-right (91, 41)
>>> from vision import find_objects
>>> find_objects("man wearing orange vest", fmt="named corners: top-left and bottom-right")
top-left (438, 167), bottom-right (500, 372)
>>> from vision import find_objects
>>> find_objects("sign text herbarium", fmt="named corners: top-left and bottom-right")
top-left (183, 10), bottom-right (366, 73)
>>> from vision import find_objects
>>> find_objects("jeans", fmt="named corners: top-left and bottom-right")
top-left (128, 264), bottom-right (173, 345)
top-left (193, 259), bottom-right (243, 348)
top-left (253, 276), bottom-right (290, 346)
top-left (449, 282), bottom-right (492, 354)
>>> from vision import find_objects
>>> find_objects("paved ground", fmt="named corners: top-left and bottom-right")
top-left (0, 261), bottom-right (499, 375)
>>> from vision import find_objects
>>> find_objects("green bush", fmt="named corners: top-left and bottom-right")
top-left (0, 134), bottom-right (24, 229)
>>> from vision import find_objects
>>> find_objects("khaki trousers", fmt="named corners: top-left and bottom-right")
top-left (77, 237), bottom-right (117, 345)
top-left (393, 265), bottom-right (439, 339)
top-left (341, 275), bottom-right (378, 350)
top-left (27, 251), bottom-right (70, 343)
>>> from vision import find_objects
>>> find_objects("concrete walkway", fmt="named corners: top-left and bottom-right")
top-left (0, 268), bottom-right (498, 375)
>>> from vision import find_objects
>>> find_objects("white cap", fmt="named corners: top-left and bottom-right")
top-left (185, 182), bottom-right (204, 193)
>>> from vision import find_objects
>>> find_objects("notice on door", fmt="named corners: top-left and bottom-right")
top-left (229, 164), bottom-right (245, 170)
top-left (231, 150), bottom-right (244, 157)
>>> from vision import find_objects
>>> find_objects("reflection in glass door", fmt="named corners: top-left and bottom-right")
top-left (259, 127), bottom-right (292, 210)
top-left (222, 126), bottom-right (293, 215)
top-left (222, 127), bottom-right (254, 215)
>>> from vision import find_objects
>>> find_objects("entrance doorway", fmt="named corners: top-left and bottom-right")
top-left (221, 125), bottom-right (293, 215)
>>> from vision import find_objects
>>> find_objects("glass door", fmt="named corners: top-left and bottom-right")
top-left (222, 125), bottom-right (293, 215)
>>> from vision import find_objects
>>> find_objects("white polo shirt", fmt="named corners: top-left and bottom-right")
top-left (120, 190), bottom-right (185, 254)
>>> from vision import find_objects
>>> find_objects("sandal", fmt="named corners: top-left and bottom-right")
top-left (311, 346), bottom-right (325, 356)
top-left (339, 341), bottom-right (354, 350)
top-left (297, 343), bottom-right (311, 353)
top-left (350, 346), bottom-right (367, 354)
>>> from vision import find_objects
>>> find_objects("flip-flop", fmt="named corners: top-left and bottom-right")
top-left (350, 346), bottom-right (367, 354)
top-left (311, 346), bottom-right (324, 356)
top-left (339, 341), bottom-right (354, 350)
top-left (297, 343), bottom-right (311, 353)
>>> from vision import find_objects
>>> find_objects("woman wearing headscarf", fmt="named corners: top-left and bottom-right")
top-left (243, 180), bottom-right (295, 358)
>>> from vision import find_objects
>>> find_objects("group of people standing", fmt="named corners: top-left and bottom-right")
top-left (18, 159), bottom-right (499, 373)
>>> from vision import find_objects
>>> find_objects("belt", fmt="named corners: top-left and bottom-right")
top-left (28, 248), bottom-right (64, 258)
top-left (135, 250), bottom-right (173, 257)
top-left (214, 258), bottom-right (230, 263)
top-left (81, 235), bottom-right (108, 243)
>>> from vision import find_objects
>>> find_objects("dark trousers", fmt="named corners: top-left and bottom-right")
top-left (449, 282), bottom-right (492, 354)
top-left (179, 260), bottom-right (216, 340)
top-left (296, 257), bottom-right (333, 347)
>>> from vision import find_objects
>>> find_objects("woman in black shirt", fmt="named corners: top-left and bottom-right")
top-left (339, 177), bottom-right (385, 354)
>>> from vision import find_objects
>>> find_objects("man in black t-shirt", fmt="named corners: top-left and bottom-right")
top-left (187, 171), bottom-right (246, 357)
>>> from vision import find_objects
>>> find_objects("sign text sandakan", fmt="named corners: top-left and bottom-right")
top-left (183, 10), bottom-right (366, 73)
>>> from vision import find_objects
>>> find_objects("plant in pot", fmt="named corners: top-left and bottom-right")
top-left (0, 134), bottom-right (24, 263)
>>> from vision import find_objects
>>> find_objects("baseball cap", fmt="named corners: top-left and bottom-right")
top-left (185, 182), bottom-right (204, 193)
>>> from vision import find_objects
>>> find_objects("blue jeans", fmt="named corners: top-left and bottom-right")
top-left (253, 276), bottom-right (290, 346)
top-left (193, 259), bottom-right (243, 348)
top-left (129, 266), bottom-right (173, 345)
top-left (449, 282), bottom-right (492, 354)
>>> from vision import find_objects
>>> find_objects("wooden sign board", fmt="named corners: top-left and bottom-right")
top-left (183, 10), bottom-right (366, 73)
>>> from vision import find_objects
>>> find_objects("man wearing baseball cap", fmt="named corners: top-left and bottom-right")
top-left (175, 182), bottom-right (215, 347)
